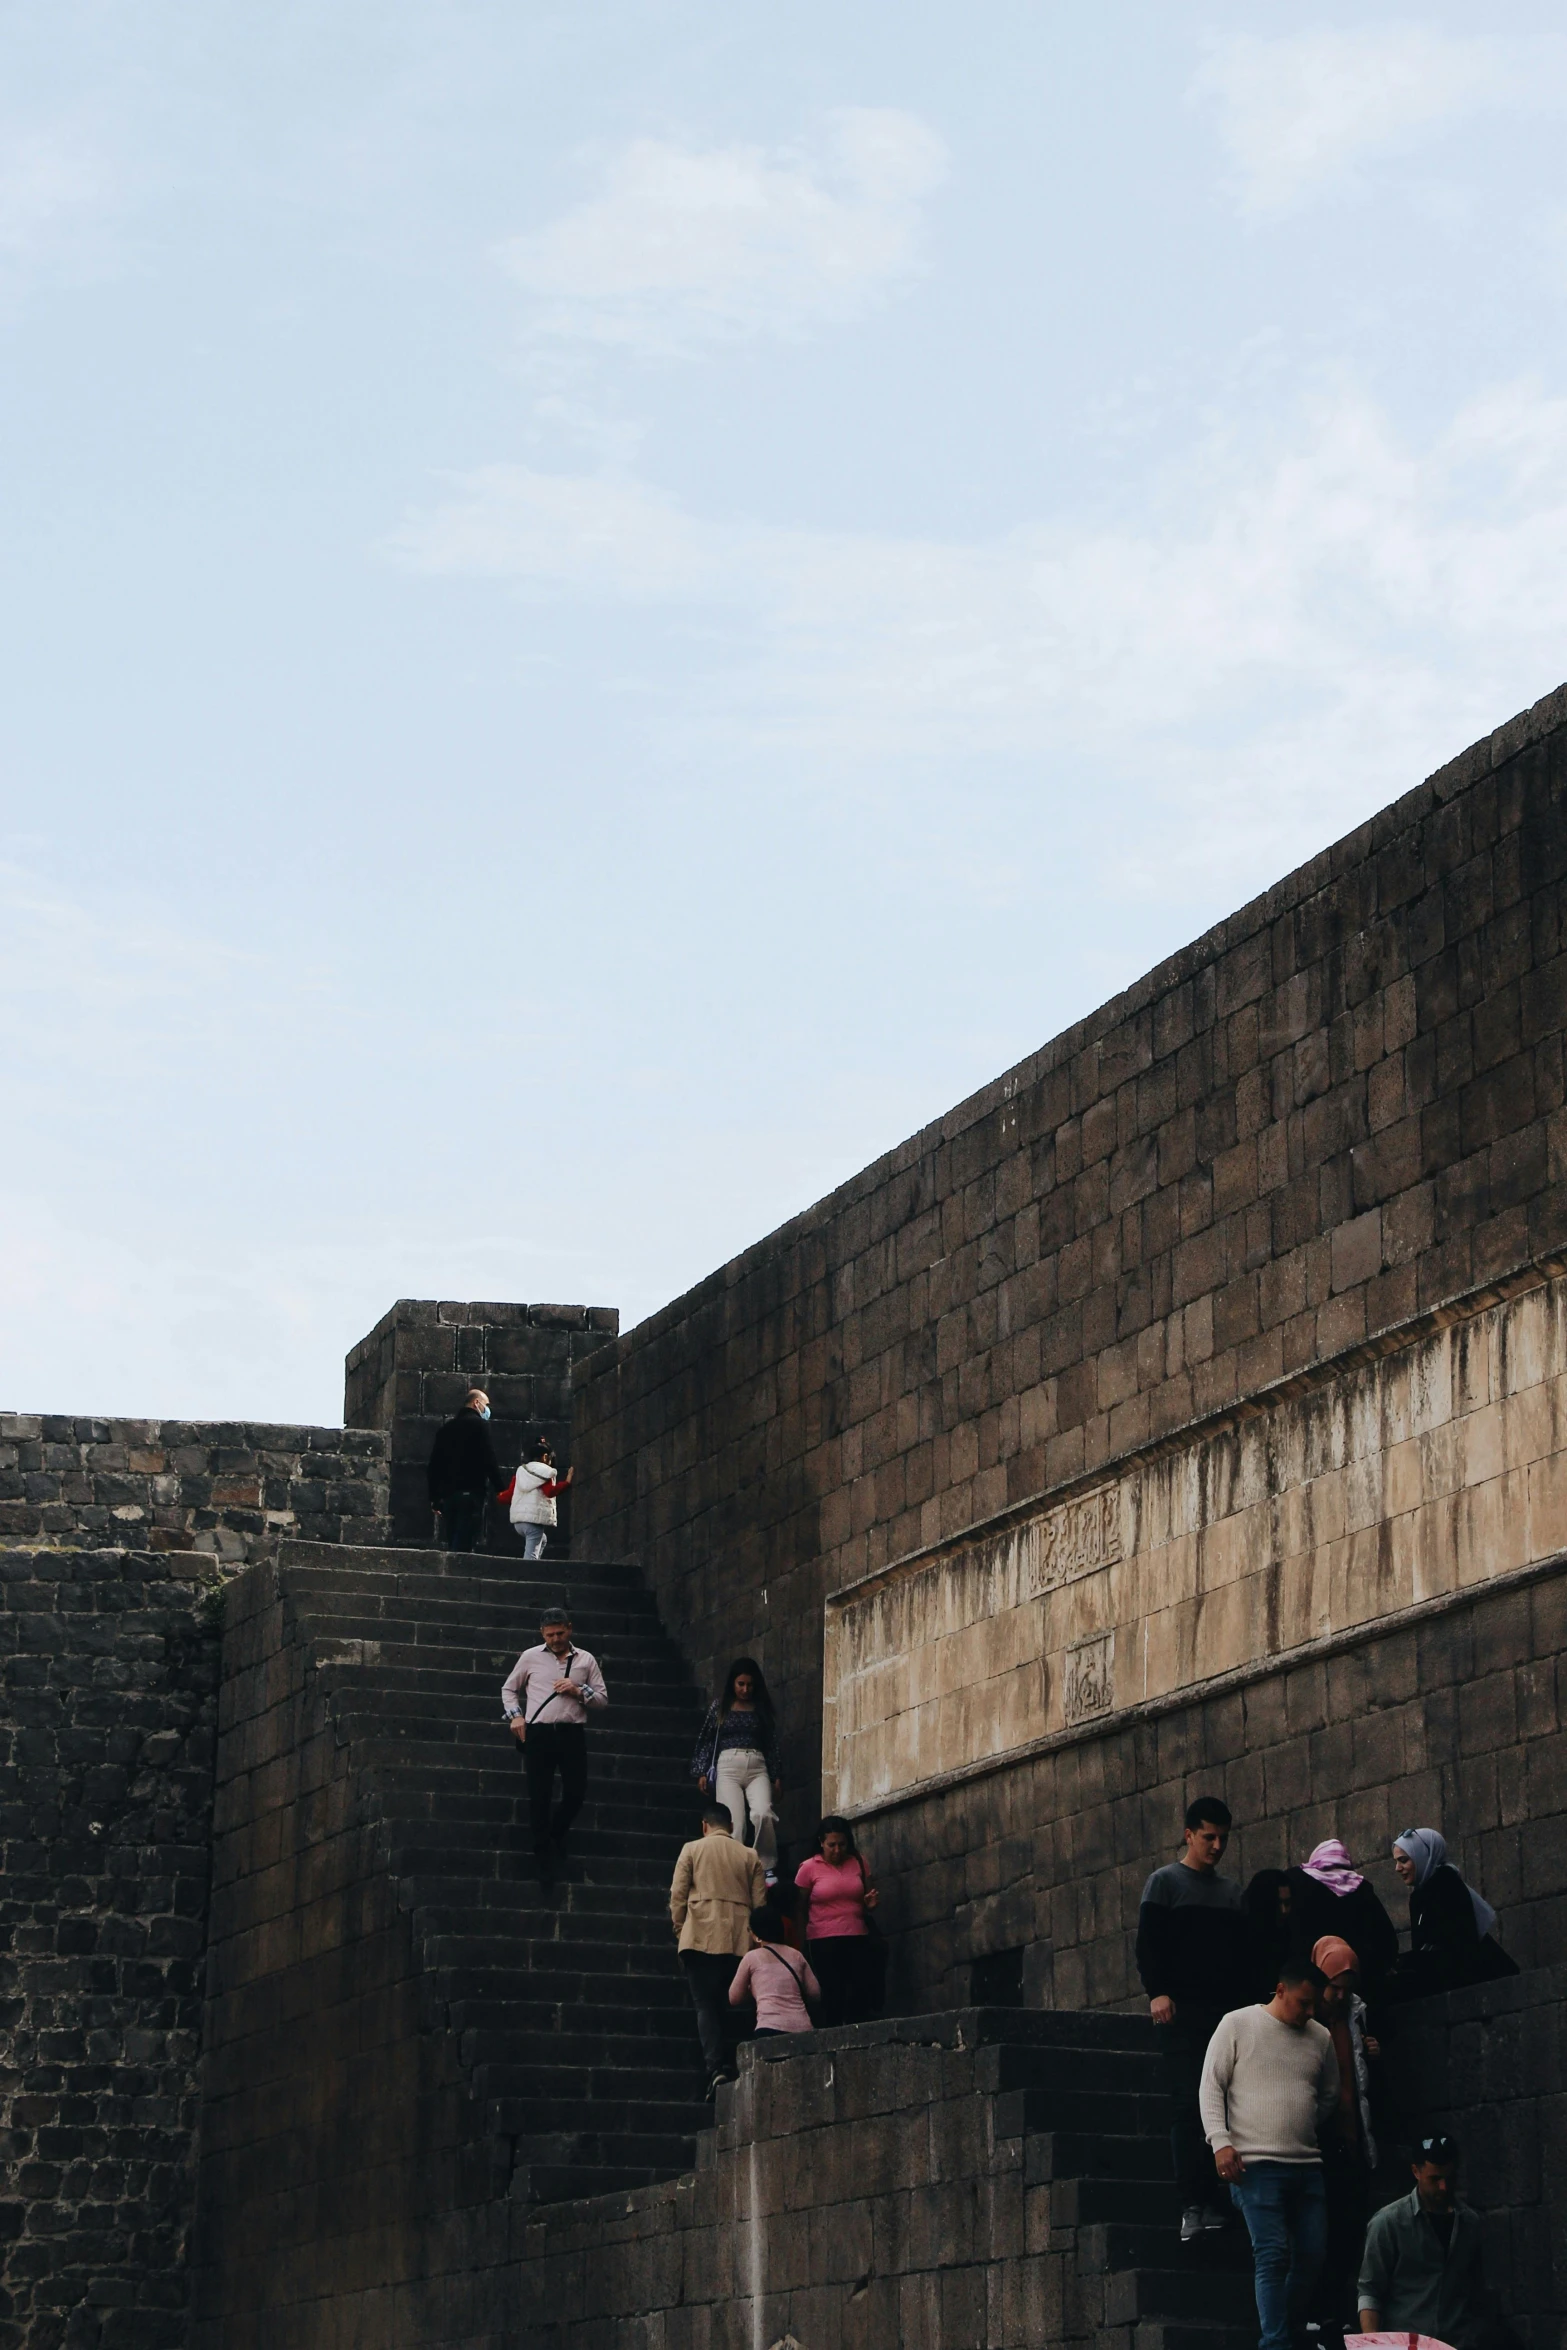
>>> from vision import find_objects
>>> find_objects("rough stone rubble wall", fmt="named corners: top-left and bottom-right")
top-left (0, 1415), bottom-right (389, 1560)
top-left (571, 682), bottom-right (1567, 1829)
top-left (0, 1547), bottom-right (220, 2349)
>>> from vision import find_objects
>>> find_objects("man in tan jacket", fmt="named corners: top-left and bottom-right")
top-left (670, 1802), bottom-right (767, 2094)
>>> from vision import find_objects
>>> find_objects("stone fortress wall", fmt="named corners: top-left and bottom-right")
top-left (570, 680), bottom-right (1567, 1985)
top-left (6, 689), bottom-right (1567, 2345)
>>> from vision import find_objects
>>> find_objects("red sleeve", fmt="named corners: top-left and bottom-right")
top-left (541, 1475), bottom-right (569, 1497)
top-left (497, 1475), bottom-right (516, 1504)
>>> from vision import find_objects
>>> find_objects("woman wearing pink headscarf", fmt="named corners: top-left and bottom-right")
top-left (1284, 1840), bottom-right (1399, 2002)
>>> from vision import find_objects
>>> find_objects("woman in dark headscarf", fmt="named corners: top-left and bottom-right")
top-left (1390, 1828), bottom-right (1519, 1997)
top-left (1284, 1840), bottom-right (1399, 2002)
top-left (1242, 1867), bottom-right (1294, 2000)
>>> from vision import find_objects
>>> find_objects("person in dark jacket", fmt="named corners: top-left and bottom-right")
top-left (1284, 1841), bottom-right (1398, 2006)
top-left (427, 1388), bottom-right (505, 1552)
top-left (1390, 1828), bottom-right (1520, 1998)
top-left (1243, 1868), bottom-right (1294, 2002)
top-left (1136, 1795), bottom-right (1255, 2243)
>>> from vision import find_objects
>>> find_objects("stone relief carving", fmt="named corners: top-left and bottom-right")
top-left (1064, 1631), bottom-right (1115, 1724)
top-left (1030, 1482), bottom-right (1122, 1594)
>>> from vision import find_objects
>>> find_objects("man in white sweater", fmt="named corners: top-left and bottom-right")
top-left (1198, 1962), bottom-right (1342, 2350)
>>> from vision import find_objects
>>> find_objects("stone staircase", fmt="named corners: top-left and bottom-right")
top-left (999, 2016), bottom-right (1257, 2350)
top-left (273, 1536), bottom-right (714, 2203)
top-left (234, 1542), bottom-right (1271, 2342)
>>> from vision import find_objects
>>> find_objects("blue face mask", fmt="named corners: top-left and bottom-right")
top-left (479, 1406), bottom-right (491, 1421)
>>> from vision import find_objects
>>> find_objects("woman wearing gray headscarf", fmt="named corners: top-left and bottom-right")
top-left (1390, 1828), bottom-right (1519, 1997)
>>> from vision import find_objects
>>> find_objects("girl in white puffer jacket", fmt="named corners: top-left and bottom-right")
top-left (504, 1438), bottom-right (574, 1560)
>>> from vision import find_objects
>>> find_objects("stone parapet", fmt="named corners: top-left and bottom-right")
top-left (0, 1413), bottom-right (389, 1561)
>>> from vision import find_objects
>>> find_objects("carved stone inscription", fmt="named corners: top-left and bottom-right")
top-left (1030, 1483), bottom-right (1121, 1595)
top-left (1064, 1632), bottom-right (1115, 1724)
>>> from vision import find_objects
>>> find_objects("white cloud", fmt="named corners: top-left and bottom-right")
top-left (1193, 26), bottom-right (1538, 213)
top-left (497, 107), bottom-right (948, 354)
top-left (395, 380), bottom-right (1567, 893)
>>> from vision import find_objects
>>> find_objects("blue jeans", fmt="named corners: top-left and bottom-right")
top-left (1228, 2162), bottom-right (1327, 2350)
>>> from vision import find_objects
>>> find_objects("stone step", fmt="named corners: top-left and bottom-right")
top-left (511, 2122), bottom-right (700, 2161)
top-left (388, 1842), bottom-right (687, 1892)
top-left (1080, 2221), bottom-right (1251, 2276)
top-left (421, 1930), bottom-right (683, 1978)
top-left (471, 2057), bottom-right (702, 2103)
top-left (462, 2014), bottom-right (697, 2058)
top-left (335, 1723), bottom-right (697, 1770)
top-left (280, 1538), bottom-right (650, 1589)
top-left (1052, 2176), bottom-right (1183, 2227)
top-left (1007, 2085), bottom-right (1168, 2136)
top-left (441, 1965), bottom-right (693, 2010)
top-left (400, 1875), bottom-right (680, 1920)
top-left (511, 2158), bottom-right (675, 2205)
top-left (1104, 2266), bottom-right (1257, 2326)
top-left (1026, 2130), bottom-right (1173, 2184)
top-left (317, 1663), bottom-right (697, 1709)
top-left (490, 2093), bottom-right (710, 2137)
top-left (1123, 2325), bottom-right (1256, 2350)
top-left (988, 2044), bottom-right (1164, 2094)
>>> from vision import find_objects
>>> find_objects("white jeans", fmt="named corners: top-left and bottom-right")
top-left (517, 1524), bottom-right (548, 1560)
top-left (713, 1747), bottom-right (776, 1872)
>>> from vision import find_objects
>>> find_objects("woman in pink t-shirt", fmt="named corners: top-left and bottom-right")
top-left (729, 1906), bottom-right (820, 2035)
top-left (794, 1816), bottom-right (887, 2027)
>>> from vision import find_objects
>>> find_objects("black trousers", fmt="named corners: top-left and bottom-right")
top-left (521, 1724), bottom-right (587, 1854)
top-left (1158, 2002), bottom-right (1225, 2207)
top-left (680, 1951), bottom-right (740, 2076)
top-left (1314, 2143), bottom-right (1371, 2325)
top-left (436, 1490), bottom-right (486, 1552)
top-left (808, 1935), bottom-right (886, 2027)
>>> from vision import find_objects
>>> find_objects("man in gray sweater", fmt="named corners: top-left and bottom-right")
top-left (1199, 1962), bottom-right (1341, 2350)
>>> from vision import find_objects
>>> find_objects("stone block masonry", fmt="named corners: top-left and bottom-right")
top-left (1385, 1964), bottom-right (1567, 2349)
top-left (870, 1557), bottom-right (1567, 2017)
top-left (0, 1415), bottom-right (389, 1560)
top-left (345, 1300), bottom-right (618, 1548)
top-left (0, 1546), bottom-right (221, 2348)
top-left (570, 681), bottom-right (1567, 1843)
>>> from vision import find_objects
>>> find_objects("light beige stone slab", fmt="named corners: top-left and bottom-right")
top-left (824, 1274), bottom-right (1567, 1812)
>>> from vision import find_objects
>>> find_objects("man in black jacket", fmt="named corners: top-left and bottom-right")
top-left (427, 1389), bottom-right (504, 1551)
top-left (1137, 1795), bottom-right (1255, 2244)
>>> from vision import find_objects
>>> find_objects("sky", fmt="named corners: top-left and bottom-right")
top-left (3, 1), bottom-right (1567, 1427)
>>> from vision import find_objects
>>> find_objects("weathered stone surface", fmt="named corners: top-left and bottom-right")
top-left (571, 685), bottom-right (1567, 1843)
top-left (869, 1561), bottom-right (1567, 2015)
top-left (0, 1415), bottom-right (388, 1559)
top-left (824, 1272), bottom-right (1567, 1815)
top-left (0, 1548), bottom-right (221, 2347)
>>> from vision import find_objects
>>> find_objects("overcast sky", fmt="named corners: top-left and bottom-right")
top-left (3, 1), bottom-right (1566, 1426)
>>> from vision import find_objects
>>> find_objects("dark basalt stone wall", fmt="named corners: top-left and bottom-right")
top-left (571, 684), bottom-right (1567, 1835)
top-left (187, 1555), bottom-right (505, 2350)
top-left (0, 1416), bottom-right (389, 1561)
top-left (0, 1547), bottom-right (221, 2349)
